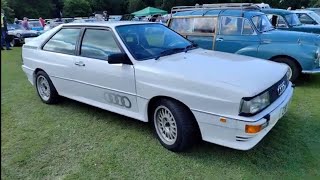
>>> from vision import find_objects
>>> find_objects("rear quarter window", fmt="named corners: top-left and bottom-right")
top-left (43, 28), bottom-right (81, 55)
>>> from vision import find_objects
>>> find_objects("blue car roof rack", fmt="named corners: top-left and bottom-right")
top-left (171, 3), bottom-right (261, 17)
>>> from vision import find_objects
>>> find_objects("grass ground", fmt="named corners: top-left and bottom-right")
top-left (1, 48), bottom-right (320, 179)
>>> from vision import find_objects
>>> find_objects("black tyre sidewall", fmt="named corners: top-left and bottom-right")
top-left (35, 71), bottom-right (59, 104)
top-left (152, 99), bottom-right (198, 152)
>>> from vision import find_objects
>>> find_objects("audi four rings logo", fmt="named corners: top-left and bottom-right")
top-left (104, 93), bottom-right (132, 108)
top-left (277, 81), bottom-right (286, 96)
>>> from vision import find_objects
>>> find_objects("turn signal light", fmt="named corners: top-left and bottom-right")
top-left (245, 124), bottom-right (262, 134)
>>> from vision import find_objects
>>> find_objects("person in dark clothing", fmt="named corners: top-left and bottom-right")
top-left (1, 11), bottom-right (11, 50)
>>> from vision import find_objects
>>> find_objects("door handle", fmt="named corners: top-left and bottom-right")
top-left (216, 38), bottom-right (224, 42)
top-left (75, 61), bottom-right (85, 66)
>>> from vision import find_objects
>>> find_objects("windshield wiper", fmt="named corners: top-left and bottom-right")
top-left (184, 43), bottom-right (198, 53)
top-left (155, 48), bottom-right (185, 60)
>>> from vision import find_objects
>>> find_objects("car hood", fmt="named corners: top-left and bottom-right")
top-left (261, 29), bottom-right (320, 45)
top-left (135, 48), bottom-right (288, 97)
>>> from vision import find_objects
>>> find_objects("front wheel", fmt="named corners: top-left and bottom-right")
top-left (272, 57), bottom-right (300, 82)
top-left (152, 99), bottom-right (199, 152)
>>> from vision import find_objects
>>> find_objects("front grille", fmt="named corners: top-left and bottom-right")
top-left (268, 75), bottom-right (289, 105)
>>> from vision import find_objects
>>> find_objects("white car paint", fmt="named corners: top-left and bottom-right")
top-left (22, 21), bottom-right (294, 150)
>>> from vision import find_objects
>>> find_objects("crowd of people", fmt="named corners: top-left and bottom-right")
top-left (1, 8), bottom-right (47, 50)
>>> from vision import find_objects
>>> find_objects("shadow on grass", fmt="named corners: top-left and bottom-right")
top-left (294, 74), bottom-right (320, 87)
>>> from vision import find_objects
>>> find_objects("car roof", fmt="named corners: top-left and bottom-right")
top-left (173, 9), bottom-right (264, 18)
top-left (293, 10), bottom-right (314, 13)
top-left (261, 8), bottom-right (294, 15)
top-left (64, 21), bottom-right (155, 28)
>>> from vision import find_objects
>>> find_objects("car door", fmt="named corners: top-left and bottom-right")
top-left (70, 27), bottom-right (138, 113)
top-left (214, 16), bottom-right (260, 56)
top-left (41, 27), bottom-right (82, 97)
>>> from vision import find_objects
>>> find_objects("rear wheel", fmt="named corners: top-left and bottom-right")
top-left (151, 98), bottom-right (199, 152)
top-left (272, 57), bottom-right (300, 82)
top-left (35, 71), bottom-right (60, 104)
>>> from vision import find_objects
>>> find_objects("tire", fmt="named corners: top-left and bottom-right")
top-left (272, 57), bottom-right (300, 82)
top-left (35, 71), bottom-right (59, 104)
top-left (151, 98), bottom-right (199, 152)
top-left (10, 39), bottom-right (16, 47)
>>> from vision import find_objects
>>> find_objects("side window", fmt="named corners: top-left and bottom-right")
top-left (276, 16), bottom-right (288, 28)
top-left (193, 17), bottom-right (217, 34)
top-left (169, 18), bottom-right (194, 33)
top-left (80, 29), bottom-right (121, 60)
top-left (242, 19), bottom-right (254, 35)
top-left (220, 16), bottom-right (243, 35)
top-left (43, 28), bottom-right (80, 55)
top-left (298, 14), bottom-right (315, 24)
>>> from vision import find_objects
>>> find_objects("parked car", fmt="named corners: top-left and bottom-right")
top-left (72, 18), bottom-right (102, 23)
top-left (307, 8), bottom-right (320, 16)
top-left (293, 10), bottom-right (320, 25)
top-left (168, 4), bottom-right (320, 81)
top-left (21, 22), bottom-right (294, 152)
top-left (261, 8), bottom-right (320, 34)
top-left (7, 24), bottom-right (39, 46)
top-left (28, 20), bottom-right (44, 32)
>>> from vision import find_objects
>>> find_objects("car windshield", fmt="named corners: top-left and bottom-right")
top-left (8, 24), bottom-right (24, 30)
top-left (308, 12), bottom-right (320, 23)
top-left (251, 15), bottom-right (274, 32)
top-left (29, 21), bottom-right (42, 27)
top-left (285, 14), bottom-right (302, 26)
top-left (116, 24), bottom-right (193, 61)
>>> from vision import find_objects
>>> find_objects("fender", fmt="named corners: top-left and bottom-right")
top-left (256, 43), bottom-right (317, 70)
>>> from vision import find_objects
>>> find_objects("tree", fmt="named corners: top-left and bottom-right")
top-left (8, 0), bottom-right (54, 19)
top-left (63, 0), bottom-right (92, 17)
top-left (1, 0), bottom-right (14, 21)
top-left (128, 0), bottom-right (146, 13)
top-left (309, 0), bottom-right (320, 7)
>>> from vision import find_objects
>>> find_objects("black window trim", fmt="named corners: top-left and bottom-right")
top-left (41, 26), bottom-right (82, 55)
top-left (77, 26), bottom-right (127, 61)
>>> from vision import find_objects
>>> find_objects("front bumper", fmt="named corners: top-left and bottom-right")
top-left (302, 68), bottom-right (320, 74)
top-left (192, 83), bottom-right (294, 150)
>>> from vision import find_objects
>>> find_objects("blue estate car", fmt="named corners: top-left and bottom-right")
top-left (168, 4), bottom-right (320, 81)
top-left (261, 9), bottom-right (320, 34)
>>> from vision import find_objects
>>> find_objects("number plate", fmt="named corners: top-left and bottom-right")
top-left (279, 103), bottom-right (289, 119)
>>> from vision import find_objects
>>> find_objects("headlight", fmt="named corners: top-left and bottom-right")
top-left (16, 33), bottom-right (21, 38)
top-left (239, 91), bottom-right (270, 116)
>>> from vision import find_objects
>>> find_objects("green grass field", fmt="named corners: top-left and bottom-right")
top-left (1, 48), bottom-right (320, 179)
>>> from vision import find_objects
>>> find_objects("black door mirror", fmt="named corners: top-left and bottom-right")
top-left (108, 53), bottom-right (132, 65)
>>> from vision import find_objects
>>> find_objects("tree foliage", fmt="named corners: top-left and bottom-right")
top-left (1, 0), bottom-right (15, 21)
top-left (3, 0), bottom-right (319, 19)
top-left (63, 0), bottom-right (92, 17)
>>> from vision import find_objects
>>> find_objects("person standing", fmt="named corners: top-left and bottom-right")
top-left (14, 18), bottom-right (20, 24)
top-left (1, 11), bottom-right (11, 50)
top-left (21, 17), bottom-right (30, 30)
top-left (39, 17), bottom-right (45, 27)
